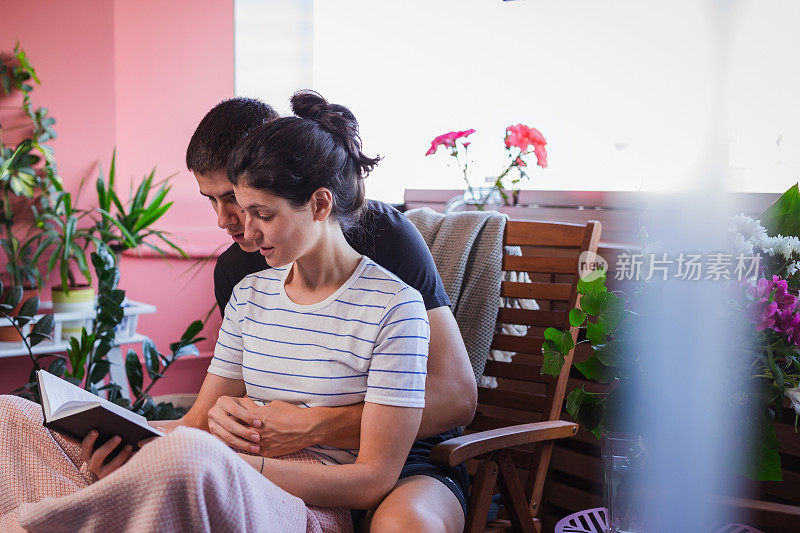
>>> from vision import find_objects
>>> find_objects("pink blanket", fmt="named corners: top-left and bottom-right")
top-left (0, 395), bottom-right (352, 532)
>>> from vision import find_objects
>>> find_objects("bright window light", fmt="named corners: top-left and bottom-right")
top-left (235, 1), bottom-right (800, 203)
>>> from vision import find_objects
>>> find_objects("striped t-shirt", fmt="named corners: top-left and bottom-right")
top-left (207, 255), bottom-right (429, 465)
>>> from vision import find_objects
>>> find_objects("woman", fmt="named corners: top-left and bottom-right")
top-left (0, 91), bottom-right (428, 532)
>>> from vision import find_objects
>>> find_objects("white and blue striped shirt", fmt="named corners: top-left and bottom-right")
top-left (207, 256), bottom-right (429, 465)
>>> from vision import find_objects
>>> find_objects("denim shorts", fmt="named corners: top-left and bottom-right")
top-left (350, 428), bottom-right (469, 526)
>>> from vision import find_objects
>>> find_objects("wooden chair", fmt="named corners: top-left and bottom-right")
top-left (430, 219), bottom-right (603, 533)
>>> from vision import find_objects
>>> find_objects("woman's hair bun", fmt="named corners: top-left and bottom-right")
top-left (290, 90), bottom-right (380, 179)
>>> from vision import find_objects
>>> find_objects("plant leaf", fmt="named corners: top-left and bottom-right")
top-left (760, 183), bottom-right (800, 240)
top-left (569, 308), bottom-right (588, 328)
top-left (142, 338), bottom-right (160, 380)
top-left (29, 314), bottom-right (54, 346)
top-left (89, 359), bottom-right (111, 384)
top-left (541, 339), bottom-right (566, 377)
top-left (125, 350), bottom-right (143, 397)
top-left (586, 321), bottom-right (607, 346)
top-left (575, 354), bottom-right (616, 384)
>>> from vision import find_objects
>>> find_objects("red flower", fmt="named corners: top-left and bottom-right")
top-left (504, 123), bottom-right (548, 168)
top-left (533, 144), bottom-right (548, 168)
top-left (425, 129), bottom-right (476, 156)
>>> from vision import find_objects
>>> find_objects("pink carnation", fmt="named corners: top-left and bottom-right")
top-left (504, 124), bottom-right (548, 168)
top-left (425, 129), bottom-right (476, 156)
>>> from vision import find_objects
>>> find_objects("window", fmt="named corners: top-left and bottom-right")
top-left (236, 1), bottom-right (800, 203)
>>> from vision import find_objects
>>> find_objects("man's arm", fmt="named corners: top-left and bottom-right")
top-left (234, 305), bottom-right (476, 454)
top-left (239, 403), bottom-right (423, 509)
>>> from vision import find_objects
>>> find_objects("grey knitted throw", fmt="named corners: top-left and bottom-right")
top-left (405, 208), bottom-right (506, 382)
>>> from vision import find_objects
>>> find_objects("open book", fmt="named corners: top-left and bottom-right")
top-left (37, 370), bottom-right (163, 450)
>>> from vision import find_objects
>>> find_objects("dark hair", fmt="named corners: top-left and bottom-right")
top-left (186, 97), bottom-right (280, 174)
top-left (227, 90), bottom-right (380, 231)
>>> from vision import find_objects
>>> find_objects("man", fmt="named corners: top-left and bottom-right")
top-left (184, 97), bottom-right (477, 532)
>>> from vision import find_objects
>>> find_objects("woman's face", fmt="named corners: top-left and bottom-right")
top-left (233, 184), bottom-right (319, 268)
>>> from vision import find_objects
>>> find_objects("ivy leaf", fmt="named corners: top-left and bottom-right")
top-left (597, 292), bottom-right (625, 334)
top-left (566, 388), bottom-right (604, 433)
top-left (575, 354), bottom-right (616, 384)
top-left (125, 350), bottom-right (143, 397)
top-left (595, 341), bottom-right (624, 368)
top-left (569, 308), bottom-right (588, 328)
top-left (544, 327), bottom-right (575, 355)
top-left (586, 321), bottom-right (607, 346)
top-left (577, 274), bottom-right (608, 296)
top-left (541, 339), bottom-right (566, 377)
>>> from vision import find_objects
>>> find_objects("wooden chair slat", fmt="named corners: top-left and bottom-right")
top-left (415, 218), bottom-right (603, 532)
top-left (502, 255), bottom-right (578, 275)
top-left (491, 334), bottom-right (545, 354)
top-left (505, 220), bottom-right (587, 247)
top-left (477, 387), bottom-right (550, 413)
top-left (469, 414), bottom-right (536, 433)
top-left (482, 361), bottom-right (555, 384)
top-left (500, 281), bottom-right (573, 301)
top-left (497, 308), bottom-right (568, 328)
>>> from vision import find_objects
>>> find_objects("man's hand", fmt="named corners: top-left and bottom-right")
top-left (207, 395), bottom-right (263, 453)
top-left (207, 396), bottom-right (323, 457)
top-left (244, 399), bottom-right (320, 457)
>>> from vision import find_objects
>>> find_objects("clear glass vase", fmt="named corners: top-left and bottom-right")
top-left (444, 186), bottom-right (503, 213)
top-left (601, 432), bottom-right (647, 533)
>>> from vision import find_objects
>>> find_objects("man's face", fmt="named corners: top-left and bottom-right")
top-left (194, 170), bottom-right (259, 253)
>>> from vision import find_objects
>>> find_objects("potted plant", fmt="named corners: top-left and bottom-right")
top-left (32, 190), bottom-right (99, 340)
top-left (0, 44), bottom-right (60, 341)
top-left (0, 229), bottom-right (44, 341)
top-left (91, 150), bottom-right (186, 259)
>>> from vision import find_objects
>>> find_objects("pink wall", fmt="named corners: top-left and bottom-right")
top-left (0, 0), bottom-right (233, 395)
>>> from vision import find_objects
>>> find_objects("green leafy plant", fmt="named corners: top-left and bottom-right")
top-left (1, 229), bottom-right (43, 289)
top-left (0, 279), bottom-right (58, 403)
top-left (32, 190), bottom-right (98, 293)
top-left (62, 244), bottom-right (125, 390)
top-left (0, 43), bottom-right (60, 234)
top-left (120, 319), bottom-right (204, 420)
top-left (93, 150), bottom-right (186, 258)
top-left (541, 273), bottom-right (628, 437)
top-left (14, 243), bottom-right (205, 420)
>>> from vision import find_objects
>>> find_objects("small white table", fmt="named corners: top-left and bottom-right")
top-left (0, 300), bottom-right (156, 399)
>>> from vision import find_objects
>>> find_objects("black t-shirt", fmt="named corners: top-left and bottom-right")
top-left (213, 199), bottom-right (450, 316)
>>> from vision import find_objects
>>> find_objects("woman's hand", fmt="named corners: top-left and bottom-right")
top-left (207, 395), bottom-right (263, 453)
top-left (80, 431), bottom-right (133, 479)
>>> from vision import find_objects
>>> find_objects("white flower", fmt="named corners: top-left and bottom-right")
top-left (787, 387), bottom-right (800, 416)
top-left (788, 262), bottom-right (800, 276)
top-left (733, 233), bottom-right (755, 255)
top-left (731, 213), bottom-right (769, 243)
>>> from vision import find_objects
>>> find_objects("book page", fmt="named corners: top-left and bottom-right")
top-left (38, 370), bottom-right (159, 433)
top-left (39, 370), bottom-right (101, 418)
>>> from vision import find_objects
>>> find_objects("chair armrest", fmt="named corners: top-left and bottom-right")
top-left (430, 420), bottom-right (578, 466)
